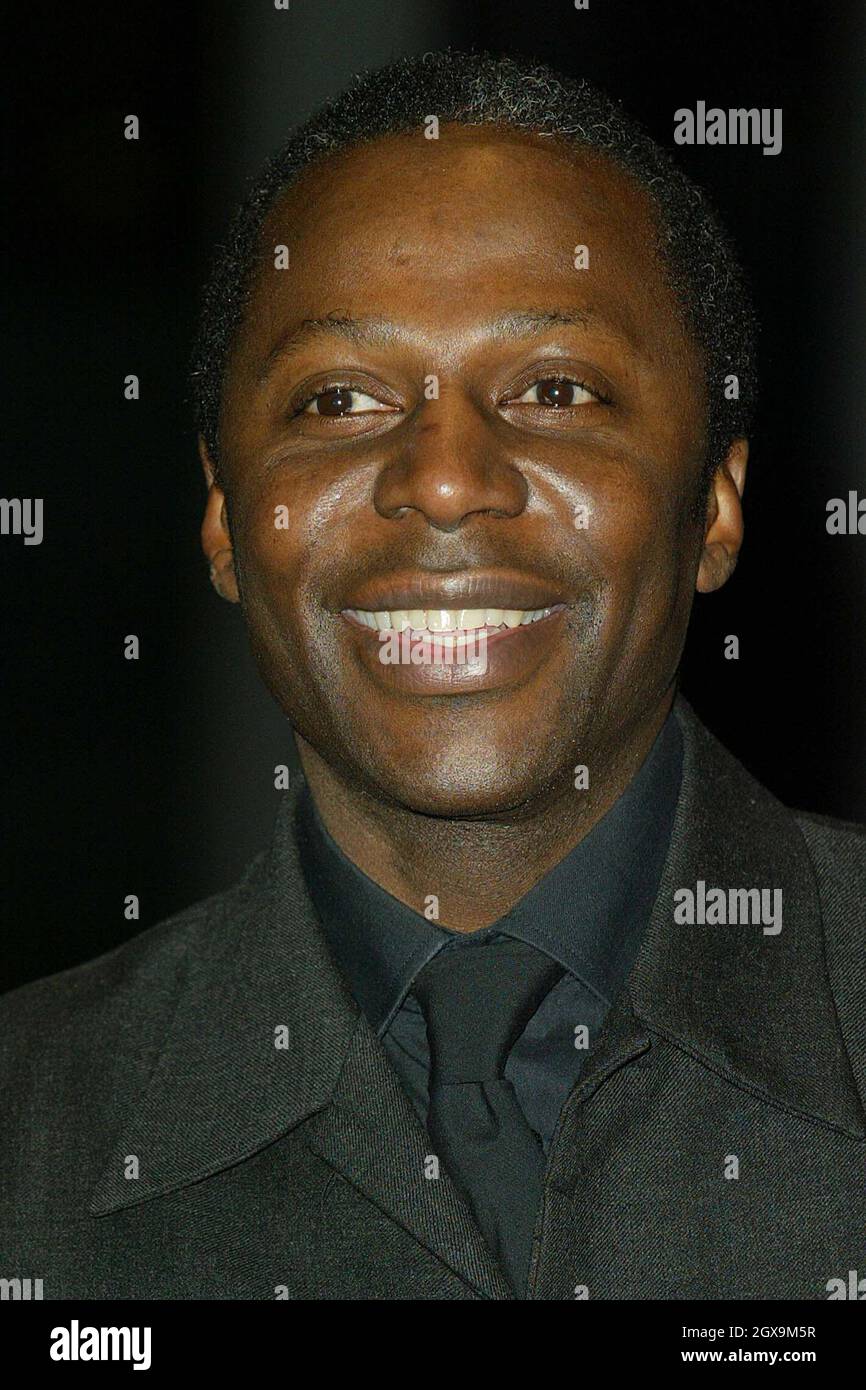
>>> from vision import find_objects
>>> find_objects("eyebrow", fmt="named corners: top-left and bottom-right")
top-left (256, 306), bottom-right (631, 382)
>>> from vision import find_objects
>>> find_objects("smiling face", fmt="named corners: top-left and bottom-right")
top-left (204, 124), bottom-right (741, 818)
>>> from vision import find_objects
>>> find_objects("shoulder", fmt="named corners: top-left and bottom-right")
top-left (678, 695), bottom-right (866, 894)
top-left (792, 807), bottom-right (866, 890)
top-left (0, 857), bottom-right (269, 1211)
top-left (676, 693), bottom-right (865, 960)
top-left (0, 854), bottom-right (266, 1079)
top-left (790, 809), bottom-right (866, 1102)
top-left (0, 850), bottom-right (282, 1225)
top-left (791, 808), bottom-right (866, 950)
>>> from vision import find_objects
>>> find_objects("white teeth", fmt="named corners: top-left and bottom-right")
top-left (345, 605), bottom-right (557, 632)
top-left (521, 608), bottom-right (549, 624)
top-left (459, 609), bottom-right (487, 630)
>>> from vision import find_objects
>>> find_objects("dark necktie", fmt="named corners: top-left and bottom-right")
top-left (413, 936), bottom-right (565, 1295)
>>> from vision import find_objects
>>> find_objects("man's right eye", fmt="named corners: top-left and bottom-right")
top-left (300, 386), bottom-right (392, 416)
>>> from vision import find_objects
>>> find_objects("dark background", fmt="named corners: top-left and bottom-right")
top-left (3, 0), bottom-right (864, 994)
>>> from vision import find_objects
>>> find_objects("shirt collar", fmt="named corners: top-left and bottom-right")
top-left (296, 711), bottom-right (682, 1035)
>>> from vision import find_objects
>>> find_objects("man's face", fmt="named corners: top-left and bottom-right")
top-left (212, 126), bottom-right (714, 817)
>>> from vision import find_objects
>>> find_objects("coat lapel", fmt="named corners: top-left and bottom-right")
top-left (301, 1021), bottom-right (513, 1297)
top-left (533, 696), bottom-right (865, 1299)
top-left (89, 782), bottom-right (359, 1215)
top-left (627, 696), bottom-right (864, 1139)
top-left (89, 777), bottom-right (510, 1296)
top-left (543, 693), bottom-right (864, 1211)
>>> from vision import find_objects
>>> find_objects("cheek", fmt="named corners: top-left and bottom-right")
top-left (227, 503), bottom-right (318, 698)
top-left (232, 466), bottom-right (341, 613)
top-left (574, 451), bottom-right (700, 650)
top-left (568, 445), bottom-right (680, 579)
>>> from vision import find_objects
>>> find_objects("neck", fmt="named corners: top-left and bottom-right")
top-left (296, 694), bottom-right (674, 932)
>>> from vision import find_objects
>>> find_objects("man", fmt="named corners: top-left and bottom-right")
top-left (1, 51), bottom-right (864, 1301)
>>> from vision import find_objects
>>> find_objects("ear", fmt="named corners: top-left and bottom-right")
top-left (198, 435), bottom-right (239, 604)
top-left (696, 439), bottom-right (749, 594)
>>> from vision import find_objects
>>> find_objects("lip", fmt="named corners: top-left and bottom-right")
top-left (339, 569), bottom-right (568, 614)
top-left (339, 599), bottom-right (569, 697)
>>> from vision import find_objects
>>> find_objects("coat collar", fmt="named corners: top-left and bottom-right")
top-left (89, 785), bottom-right (360, 1216)
top-left (90, 695), bottom-right (864, 1250)
top-left (625, 696), bottom-right (864, 1139)
top-left (88, 776), bottom-right (512, 1294)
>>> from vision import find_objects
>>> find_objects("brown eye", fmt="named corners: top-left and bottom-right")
top-left (540, 379), bottom-right (575, 407)
top-left (309, 387), bottom-right (355, 416)
top-left (515, 378), bottom-right (597, 408)
top-left (301, 386), bottom-right (392, 416)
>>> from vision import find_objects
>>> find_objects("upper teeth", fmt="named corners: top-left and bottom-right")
top-left (344, 607), bottom-right (556, 632)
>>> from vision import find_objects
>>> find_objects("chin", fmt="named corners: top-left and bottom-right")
top-left (354, 744), bottom-right (563, 822)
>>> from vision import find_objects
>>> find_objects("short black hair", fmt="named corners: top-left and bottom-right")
top-left (191, 49), bottom-right (757, 483)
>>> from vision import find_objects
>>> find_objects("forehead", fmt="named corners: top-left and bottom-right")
top-left (236, 124), bottom-right (695, 375)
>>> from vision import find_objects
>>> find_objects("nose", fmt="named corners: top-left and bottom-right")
top-left (373, 390), bottom-right (528, 532)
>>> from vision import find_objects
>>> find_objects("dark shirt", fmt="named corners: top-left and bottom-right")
top-left (295, 712), bottom-right (683, 1155)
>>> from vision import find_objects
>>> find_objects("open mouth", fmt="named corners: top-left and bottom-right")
top-left (336, 574), bottom-right (570, 692)
top-left (341, 605), bottom-right (565, 643)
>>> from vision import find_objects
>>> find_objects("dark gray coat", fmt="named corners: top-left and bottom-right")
top-left (2, 698), bottom-right (865, 1299)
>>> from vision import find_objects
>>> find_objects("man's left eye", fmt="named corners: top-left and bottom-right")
top-left (513, 378), bottom-right (599, 408)
top-left (303, 387), bottom-right (391, 416)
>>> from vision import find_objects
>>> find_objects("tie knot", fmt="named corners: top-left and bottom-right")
top-left (413, 937), bottom-right (563, 1082)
